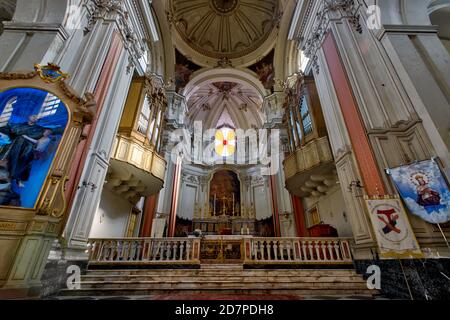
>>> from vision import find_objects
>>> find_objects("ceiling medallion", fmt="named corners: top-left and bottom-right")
top-left (211, 0), bottom-right (239, 14)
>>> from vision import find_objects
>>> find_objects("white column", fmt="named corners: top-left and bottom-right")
top-left (0, 0), bottom-right (71, 71)
top-left (65, 49), bottom-right (133, 248)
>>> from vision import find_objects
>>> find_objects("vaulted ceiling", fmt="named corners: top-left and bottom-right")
top-left (186, 80), bottom-right (264, 129)
top-left (168, 0), bottom-right (281, 131)
top-left (169, 0), bottom-right (279, 61)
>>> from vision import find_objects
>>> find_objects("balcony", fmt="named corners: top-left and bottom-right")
top-left (107, 134), bottom-right (166, 202)
top-left (284, 136), bottom-right (337, 198)
top-left (105, 74), bottom-right (167, 202)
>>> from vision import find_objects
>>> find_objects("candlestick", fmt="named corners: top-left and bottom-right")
top-left (232, 194), bottom-right (235, 216)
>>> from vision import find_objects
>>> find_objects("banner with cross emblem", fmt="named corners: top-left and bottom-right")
top-left (365, 196), bottom-right (423, 259)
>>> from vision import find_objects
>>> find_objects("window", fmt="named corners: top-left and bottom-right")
top-left (38, 93), bottom-right (61, 118)
top-left (215, 127), bottom-right (236, 158)
top-left (0, 96), bottom-right (16, 127)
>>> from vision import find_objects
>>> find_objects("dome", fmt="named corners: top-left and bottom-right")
top-left (169, 0), bottom-right (279, 61)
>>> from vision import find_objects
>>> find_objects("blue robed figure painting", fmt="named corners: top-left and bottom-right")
top-left (0, 88), bottom-right (68, 208)
top-left (389, 160), bottom-right (450, 224)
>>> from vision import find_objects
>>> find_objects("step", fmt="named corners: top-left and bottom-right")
top-left (200, 264), bottom-right (243, 270)
top-left (80, 275), bottom-right (367, 283)
top-left (59, 288), bottom-right (377, 297)
top-left (74, 279), bottom-right (366, 289)
top-left (57, 266), bottom-right (378, 299)
top-left (84, 269), bottom-right (360, 277)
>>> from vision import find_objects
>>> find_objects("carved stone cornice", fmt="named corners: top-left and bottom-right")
top-left (84, 0), bottom-right (144, 72)
top-left (283, 72), bottom-right (305, 110)
top-left (143, 72), bottom-right (168, 108)
top-left (299, 0), bottom-right (362, 74)
top-left (84, 0), bottom-right (123, 35)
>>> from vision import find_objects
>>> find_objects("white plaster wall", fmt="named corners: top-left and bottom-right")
top-left (303, 186), bottom-right (353, 238)
top-left (177, 183), bottom-right (197, 220)
top-left (441, 39), bottom-right (450, 53)
top-left (89, 188), bottom-right (132, 238)
top-left (253, 185), bottom-right (272, 220)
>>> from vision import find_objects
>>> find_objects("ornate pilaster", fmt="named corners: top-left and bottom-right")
top-left (299, 0), bottom-right (362, 74)
top-left (84, 0), bottom-right (144, 73)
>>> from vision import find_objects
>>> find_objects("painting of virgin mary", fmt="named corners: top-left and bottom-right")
top-left (389, 160), bottom-right (450, 224)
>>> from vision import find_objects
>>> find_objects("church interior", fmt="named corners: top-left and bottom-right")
top-left (0, 0), bottom-right (449, 301)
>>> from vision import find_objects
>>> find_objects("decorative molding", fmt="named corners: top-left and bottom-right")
top-left (300, 0), bottom-right (362, 74)
top-left (84, 0), bottom-right (144, 73)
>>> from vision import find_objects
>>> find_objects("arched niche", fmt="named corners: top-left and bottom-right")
top-left (208, 169), bottom-right (242, 217)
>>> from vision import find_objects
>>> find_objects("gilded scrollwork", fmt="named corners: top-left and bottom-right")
top-left (0, 63), bottom-right (93, 229)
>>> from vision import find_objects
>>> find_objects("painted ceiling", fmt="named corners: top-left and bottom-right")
top-left (186, 81), bottom-right (264, 129)
top-left (169, 0), bottom-right (279, 60)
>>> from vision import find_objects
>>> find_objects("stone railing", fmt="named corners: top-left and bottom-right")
top-left (88, 238), bottom-right (201, 264)
top-left (87, 237), bottom-right (353, 265)
top-left (243, 237), bottom-right (353, 264)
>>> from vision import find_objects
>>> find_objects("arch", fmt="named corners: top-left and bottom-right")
top-left (151, 0), bottom-right (176, 82)
top-left (208, 169), bottom-right (242, 217)
top-left (183, 68), bottom-right (267, 99)
top-left (183, 68), bottom-right (266, 130)
top-left (428, 0), bottom-right (450, 41)
top-left (273, 0), bottom-right (301, 84)
top-left (377, 0), bottom-right (432, 26)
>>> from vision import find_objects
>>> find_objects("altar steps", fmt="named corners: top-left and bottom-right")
top-left (58, 266), bottom-right (379, 298)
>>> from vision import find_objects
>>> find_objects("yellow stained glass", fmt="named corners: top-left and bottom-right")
top-left (215, 127), bottom-right (236, 157)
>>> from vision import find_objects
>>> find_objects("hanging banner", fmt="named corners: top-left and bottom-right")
top-left (388, 159), bottom-right (450, 224)
top-left (365, 196), bottom-right (423, 259)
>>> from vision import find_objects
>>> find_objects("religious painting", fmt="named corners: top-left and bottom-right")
top-left (365, 197), bottom-right (423, 259)
top-left (210, 170), bottom-right (241, 217)
top-left (175, 49), bottom-right (201, 93)
top-left (388, 159), bottom-right (450, 224)
top-left (0, 87), bottom-right (68, 208)
top-left (249, 49), bottom-right (275, 92)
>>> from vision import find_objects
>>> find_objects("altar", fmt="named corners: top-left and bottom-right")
top-left (191, 169), bottom-right (259, 235)
top-left (192, 216), bottom-right (256, 235)
top-left (197, 235), bottom-right (252, 264)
